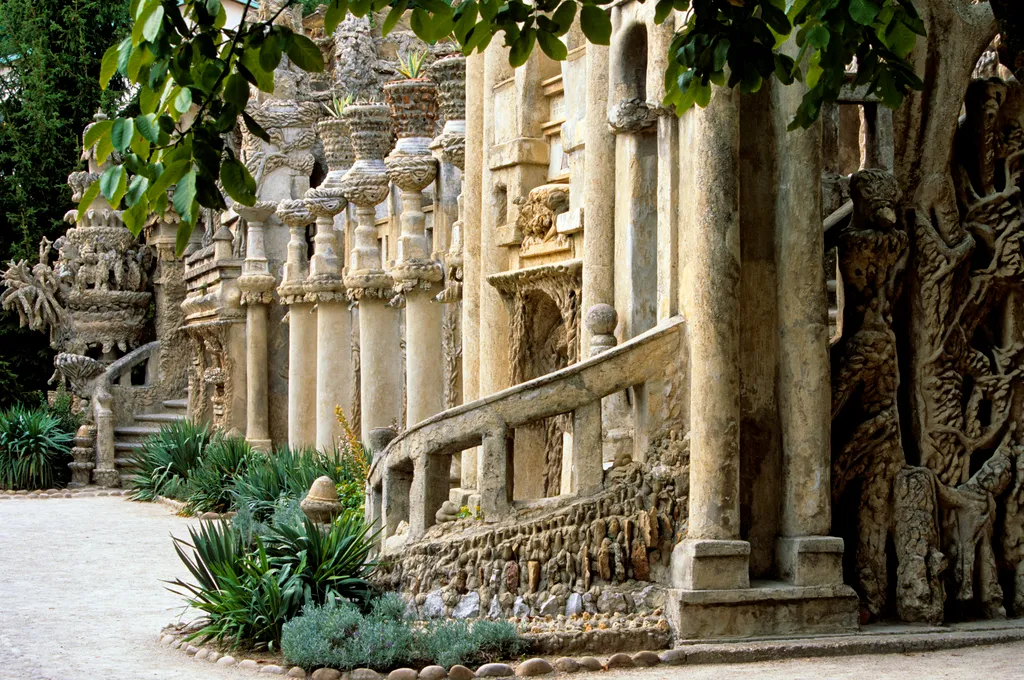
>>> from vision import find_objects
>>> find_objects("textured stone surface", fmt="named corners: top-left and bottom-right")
top-left (418, 665), bottom-right (447, 680)
top-left (311, 669), bottom-right (343, 680)
top-left (349, 669), bottom-right (383, 680)
top-left (631, 651), bottom-right (661, 666)
top-left (605, 653), bottom-right (634, 669)
top-left (388, 669), bottom-right (419, 680)
top-left (553, 658), bottom-right (580, 673)
top-left (475, 663), bottom-right (514, 677)
top-left (578, 658), bottom-right (603, 672)
top-left (447, 665), bottom-right (475, 680)
top-left (453, 591), bottom-right (481, 619)
top-left (515, 658), bottom-right (554, 676)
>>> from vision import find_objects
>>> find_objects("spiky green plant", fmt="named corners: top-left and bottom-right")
top-left (0, 405), bottom-right (73, 490)
top-left (265, 511), bottom-right (377, 607)
top-left (184, 435), bottom-right (255, 514)
top-left (322, 93), bottom-right (353, 119)
top-left (230, 445), bottom-right (343, 521)
top-left (395, 50), bottom-right (428, 79)
top-left (126, 419), bottom-right (213, 502)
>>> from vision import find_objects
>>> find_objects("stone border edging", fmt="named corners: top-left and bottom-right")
top-left (158, 621), bottom-right (1024, 678)
top-left (0, 487), bottom-right (127, 499)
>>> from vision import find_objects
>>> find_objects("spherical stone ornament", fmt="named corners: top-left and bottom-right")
top-left (276, 199), bottom-right (315, 227)
top-left (585, 303), bottom-right (618, 336)
top-left (301, 475), bottom-right (343, 524)
top-left (385, 153), bottom-right (438, 193)
top-left (304, 187), bottom-right (347, 218)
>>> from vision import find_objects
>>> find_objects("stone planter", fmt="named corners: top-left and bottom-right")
top-left (430, 55), bottom-right (466, 123)
top-left (340, 104), bottom-right (393, 208)
top-left (384, 78), bottom-right (438, 141)
top-left (315, 117), bottom-right (355, 172)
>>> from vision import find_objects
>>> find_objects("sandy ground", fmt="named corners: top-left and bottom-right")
top-left (1, 495), bottom-right (1023, 680)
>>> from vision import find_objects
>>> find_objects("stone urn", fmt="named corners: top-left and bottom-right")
top-left (315, 117), bottom-right (355, 174)
top-left (383, 77), bottom-right (438, 144)
top-left (429, 55), bottom-right (467, 170)
top-left (300, 475), bottom-right (344, 525)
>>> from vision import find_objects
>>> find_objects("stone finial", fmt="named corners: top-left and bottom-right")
top-left (585, 304), bottom-right (618, 357)
top-left (367, 426), bottom-right (398, 458)
top-left (300, 475), bottom-right (343, 524)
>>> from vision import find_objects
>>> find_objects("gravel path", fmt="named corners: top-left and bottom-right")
top-left (0, 496), bottom-right (250, 680)
top-left (2, 495), bottom-right (1023, 680)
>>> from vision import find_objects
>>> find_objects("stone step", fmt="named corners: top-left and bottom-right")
top-left (114, 456), bottom-right (139, 470)
top-left (115, 440), bottom-right (144, 452)
top-left (113, 425), bottom-right (163, 440)
top-left (162, 398), bottom-right (188, 411)
top-left (133, 412), bottom-right (185, 424)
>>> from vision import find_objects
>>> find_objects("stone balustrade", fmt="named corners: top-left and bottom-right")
top-left (366, 316), bottom-right (686, 551)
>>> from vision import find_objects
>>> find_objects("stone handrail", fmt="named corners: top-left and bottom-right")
top-left (366, 316), bottom-right (686, 546)
top-left (99, 340), bottom-right (159, 389)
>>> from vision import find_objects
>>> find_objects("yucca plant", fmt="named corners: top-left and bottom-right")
top-left (127, 419), bottom-right (213, 502)
top-left (170, 520), bottom-right (304, 650)
top-left (184, 436), bottom-right (255, 515)
top-left (0, 405), bottom-right (73, 490)
top-left (230, 445), bottom-right (343, 521)
top-left (396, 50), bottom-right (428, 79)
top-left (265, 511), bottom-right (377, 607)
top-left (322, 93), bottom-right (353, 119)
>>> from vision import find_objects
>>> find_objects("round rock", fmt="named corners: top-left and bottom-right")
top-left (238, 659), bottom-right (260, 670)
top-left (515, 659), bottom-right (553, 677)
top-left (194, 648), bottom-right (209, 660)
top-left (631, 651), bottom-right (660, 667)
top-left (418, 665), bottom-right (448, 680)
top-left (553, 658), bottom-right (580, 673)
top-left (287, 668), bottom-right (308, 678)
top-left (217, 656), bottom-right (237, 666)
top-left (476, 663), bottom-right (514, 677)
top-left (388, 670), bottom-right (419, 680)
top-left (262, 665), bottom-right (287, 674)
top-left (605, 654), bottom-right (634, 669)
top-left (311, 670), bottom-right (343, 680)
top-left (448, 665), bottom-right (476, 680)
top-left (659, 649), bottom-right (686, 666)
top-left (350, 669), bottom-right (383, 680)
top-left (578, 658), bottom-right (603, 672)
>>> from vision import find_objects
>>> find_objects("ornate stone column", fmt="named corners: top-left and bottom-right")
top-left (341, 104), bottom-right (402, 444)
top-left (236, 201), bottom-right (279, 452)
top-left (431, 55), bottom-right (473, 485)
top-left (276, 199), bottom-right (317, 448)
top-left (385, 76), bottom-right (443, 427)
top-left (306, 116), bottom-right (353, 450)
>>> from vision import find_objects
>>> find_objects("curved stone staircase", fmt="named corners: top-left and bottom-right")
top-left (113, 398), bottom-right (188, 486)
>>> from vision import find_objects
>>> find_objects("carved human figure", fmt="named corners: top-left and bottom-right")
top-left (830, 168), bottom-right (909, 619)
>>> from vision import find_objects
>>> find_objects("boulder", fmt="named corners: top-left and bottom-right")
top-left (422, 589), bottom-right (446, 619)
top-left (419, 665), bottom-right (448, 680)
top-left (553, 658), bottom-right (580, 673)
top-left (453, 591), bottom-right (481, 619)
top-left (448, 665), bottom-right (476, 680)
top-left (515, 659), bottom-right (554, 677)
top-left (605, 654), bottom-right (634, 669)
top-left (564, 593), bottom-right (583, 617)
top-left (476, 663), bottom-right (514, 677)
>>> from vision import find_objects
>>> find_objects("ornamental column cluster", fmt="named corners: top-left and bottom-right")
top-left (236, 201), bottom-right (280, 452)
top-left (306, 116), bottom-right (355, 450)
top-left (341, 103), bottom-right (403, 445)
top-left (385, 74), bottom-right (443, 427)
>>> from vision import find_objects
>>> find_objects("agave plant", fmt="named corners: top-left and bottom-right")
top-left (396, 50), bottom-right (428, 79)
top-left (0, 405), bottom-right (73, 490)
top-left (184, 436), bottom-right (255, 515)
top-left (322, 93), bottom-right (354, 119)
top-left (230, 445), bottom-right (344, 521)
top-left (126, 419), bottom-right (213, 502)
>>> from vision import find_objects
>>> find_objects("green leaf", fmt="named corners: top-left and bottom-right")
top-left (551, 1), bottom-right (577, 35)
top-left (175, 222), bottom-right (195, 257)
top-left (285, 34), bottom-right (325, 73)
top-left (537, 31), bottom-right (567, 61)
top-left (654, 0), bottom-right (674, 25)
top-left (382, 0), bottom-right (408, 36)
top-left (325, 0), bottom-right (350, 34)
top-left (76, 181), bottom-right (102, 222)
top-left (221, 159), bottom-right (257, 207)
top-left (131, 131), bottom-right (150, 159)
top-left (175, 88), bottom-right (193, 114)
top-left (147, 160), bottom-right (189, 201)
top-left (96, 133), bottom-right (115, 165)
top-left (100, 44), bottom-right (120, 90)
top-left (110, 118), bottom-right (136, 153)
top-left (712, 37), bottom-right (730, 72)
top-left (848, 0), bottom-right (879, 25)
top-left (142, 5), bottom-right (165, 42)
top-left (123, 200), bottom-right (150, 235)
top-left (884, 19), bottom-right (917, 58)
top-left (239, 50), bottom-right (275, 93)
top-left (127, 44), bottom-right (148, 81)
top-left (224, 72), bottom-right (250, 109)
top-left (99, 165), bottom-right (127, 206)
top-left (806, 25), bottom-right (830, 49)
top-left (126, 175), bottom-right (151, 207)
top-left (242, 110), bottom-right (271, 143)
top-left (173, 169), bottom-right (198, 223)
top-left (260, 34), bottom-right (283, 72)
top-left (136, 114), bottom-right (160, 143)
top-left (693, 81), bottom-right (711, 107)
top-left (84, 119), bottom-right (114, 150)
top-left (510, 28), bottom-right (537, 67)
top-left (761, 2), bottom-right (792, 36)
top-left (580, 5), bottom-right (612, 45)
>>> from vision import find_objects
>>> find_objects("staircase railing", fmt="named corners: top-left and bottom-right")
top-left (366, 316), bottom-right (686, 548)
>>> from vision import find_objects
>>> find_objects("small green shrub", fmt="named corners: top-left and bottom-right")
top-left (184, 436), bottom-right (254, 514)
top-left (44, 387), bottom-right (82, 437)
top-left (230, 446), bottom-right (344, 521)
top-left (281, 598), bottom-right (526, 671)
top-left (0, 405), bottom-right (74, 490)
top-left (127, 419), bottom-right (213, 501)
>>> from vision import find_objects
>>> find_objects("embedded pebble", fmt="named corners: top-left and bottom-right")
top-left (217, 656), bottom-right (237, 666)
top-left (632, 651), bottom-right (660, 666)
top-left (388, 669), bottom-right (419, 680)
top-left (287, 667), bottom-right (308, 678)
top-left (476, 663), bottom-right (514, 677)
top-left (448, 665), bottom-right (475, 680)
top-left (418, 666), bottom-right (447, 680)
top-left (553, 658), bottom-right (580, 673)
top-left (311, 669), bottom-right (343, 680)
top-left (208, 651), bottom-right (222, 663)
top-left (185, 645), bottom-right (198, 656)
top-left (578, 658), bottom-right (603, 672)
top-left (262, 666), bottom-right (286, 675)
top-left (238, 660), bottom-right (260, 670)
top-left (194, 648), bottom-right (209, 660)
top-left (515, 659), bottom-right (554, 677)
top-left (605, 654), bottom-right (634, 669)
top-left (660, 649), bottom-right (686, 665)
top-left (160, 635), bottom-right (174, 646)
top-left (349, 669), bottom-right (382, 680)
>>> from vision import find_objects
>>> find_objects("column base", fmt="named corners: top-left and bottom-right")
top-left (776, 535), bottom-right (845, 586)
top-left (247, 438), bottom-right (273, 453)
top-left (666, 581), bottom-right (859, 640)
top-left (92, 469), bottom-right (121, 488)
top-left (671, 539), bottom-right (750, 590)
